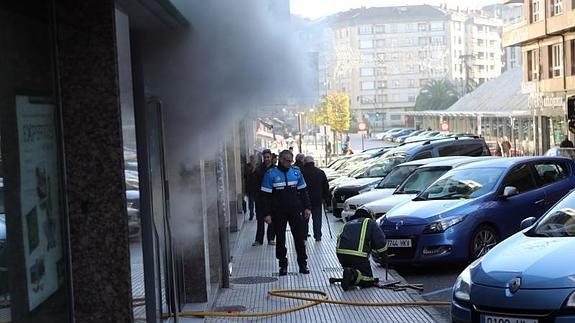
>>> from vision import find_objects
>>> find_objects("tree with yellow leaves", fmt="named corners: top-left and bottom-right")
top-left (313, 93), bottom-right (351, 132)
top-left (311, 93), bottom-right (351, 156)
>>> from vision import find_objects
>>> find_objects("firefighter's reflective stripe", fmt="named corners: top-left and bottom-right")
top-left (336, 248), bottom-right (368, 258)
top-left (355, 270), bottom-right (375, 284)
top-left (336, 218), bottom-right (370, 258)
top-left (357, 218), bottom-right (369, 254)
top-left (376, 245), bottom-right (388, 253)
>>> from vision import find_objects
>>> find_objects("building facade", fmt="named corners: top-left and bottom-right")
top-left (503, 0), bottom-right (575, 153)
top-left (0, 1), bottom-right (264, 323)
top-left (317, 5), bottom-right (505, 130)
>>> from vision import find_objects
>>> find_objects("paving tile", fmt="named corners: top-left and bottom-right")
top-left (206, 215), bottom-right (438, 323)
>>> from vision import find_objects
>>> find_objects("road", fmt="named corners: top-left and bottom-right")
top-left (390, 263), bottom-right (466, 321)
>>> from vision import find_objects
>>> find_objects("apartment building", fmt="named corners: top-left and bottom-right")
top-left (483, 3), bottom-right (524, 71)
top-left (320, 5), bottom-right (504, 129)
top-left (503, 0), bottom-right (575, 153)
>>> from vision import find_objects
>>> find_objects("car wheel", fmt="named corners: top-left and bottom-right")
top-left (469, 225), bottom-right (499, 260)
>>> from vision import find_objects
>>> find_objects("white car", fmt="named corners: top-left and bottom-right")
top-left (362, 156), bottom-right (496, 219)
top-left (341, 157), bottom-right (465, 221)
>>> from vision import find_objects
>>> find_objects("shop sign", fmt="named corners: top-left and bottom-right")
top-left (528, 93), bottom-right (565, 109)
top-left (16, 95), bottom-right (64, 311)
top-left (521, 82), bottom-right (536, 94)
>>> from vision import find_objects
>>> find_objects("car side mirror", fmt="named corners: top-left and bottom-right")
top-left (520, 217), bottom-right (537, 230)
top-left (502, 186), bottom-right (519, 198)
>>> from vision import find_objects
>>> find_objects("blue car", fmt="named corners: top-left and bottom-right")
top-left (378, 157), bottom-right (575, 264)
top-left (452, 189), bottom-right (575, 323)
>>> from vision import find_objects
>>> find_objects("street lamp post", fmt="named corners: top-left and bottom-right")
top-left (297, 112), bottom-right (303, 153)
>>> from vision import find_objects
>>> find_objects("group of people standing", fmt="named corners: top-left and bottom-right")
top-left (244, 149), bottom-right (329, 275)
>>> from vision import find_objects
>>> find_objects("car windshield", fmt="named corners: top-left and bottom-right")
top-left (416, 167), bottom-right (503, 201)
top-left (359, 156), bottom-right (406, 178)
top-left (338, 155), bottom-right (370, 171)
top-left (349, 163), bottom-right (372, 177)
top-left (376, 165), bottom-right (418, 189)
top-left (328, 157), bottom-right (349, 169)
top-left (531, 194), bottom-right (575, 237)
top-left (395, 167), bottom-right (450, 194)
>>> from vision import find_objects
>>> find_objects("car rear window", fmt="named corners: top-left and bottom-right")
top-left (438, 142), bottom-right (485, 157)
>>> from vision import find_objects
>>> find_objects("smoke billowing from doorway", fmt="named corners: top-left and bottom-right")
top-left (143, 0), bottom-right (313, 163)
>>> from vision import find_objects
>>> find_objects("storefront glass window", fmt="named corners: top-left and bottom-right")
top-left (0, 2), bottom-right (70, 322)
top-left (549, 116), bottom-right (565, 148)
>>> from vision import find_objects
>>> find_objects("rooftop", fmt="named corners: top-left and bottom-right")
top-left (329, 5), bottom-right (448, 25)
top-left (447, 68), bottom-right (527, 114)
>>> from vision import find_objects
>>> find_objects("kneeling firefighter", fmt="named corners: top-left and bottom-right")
top-left (336, 208), bottom-right (387, 290)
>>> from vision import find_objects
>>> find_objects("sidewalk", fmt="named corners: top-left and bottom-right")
top-left (203, 215), bottom-right (447, 322)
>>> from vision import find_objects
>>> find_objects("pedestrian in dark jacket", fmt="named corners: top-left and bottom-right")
top-left (294, 153), bottom-right (305, 169)
top-left (244, 154), bottom-right (260, 221)
top-left (252, 149), bottom-right (276, 246)
top-left (560, 136), bottom-right (574, 148)
top-left (261, 150), bottom-right (312, 275)
top-left (336, 208), bottom-right (387, 291)
top-left (301, 155), bottom-right (330, 241)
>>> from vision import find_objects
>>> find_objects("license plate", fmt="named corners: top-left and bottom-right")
top-left (336, 203), bottom-right (345, 208)
top-left (482, 314), bottom-right (538, 323)
top-left (387, 239), bottom-right (412, 248)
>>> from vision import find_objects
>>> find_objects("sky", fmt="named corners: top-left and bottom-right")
top-left (290, 0), bottom-right (502, 19)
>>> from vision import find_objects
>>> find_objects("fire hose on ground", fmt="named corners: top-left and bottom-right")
top-left (133, 288), bottom-right (451, 319)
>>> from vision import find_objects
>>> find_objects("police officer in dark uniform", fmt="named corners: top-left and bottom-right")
top-left (261, 150), bottom-right (312, 276)
top-left (336, 208), bottom-right (387, 290)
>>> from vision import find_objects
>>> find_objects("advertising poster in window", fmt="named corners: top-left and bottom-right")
top-left (16, 95), bottom-right (64, 311)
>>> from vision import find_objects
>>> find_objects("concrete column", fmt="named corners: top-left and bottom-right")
top-left (226, 138), bottom-right (239, 232)
top-left (233, 123), bottom-right (244, 229)
top-left (180, 161), bottom-right (210, 303)
top-left (56, 1), bottom-right (133, 321)
top-left (216, 146), bottom-right (231, 288)
top-left (203, 160), bottom-right (223, 288)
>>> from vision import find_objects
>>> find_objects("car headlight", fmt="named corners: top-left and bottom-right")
top-left (565, 290), bottom-right (575, 308)
top-left (423, 216), bottom-right (465, 234)
top-left (453, 258), bottom-right (481, 303)
top-left (453, 269), bottom-right (471, 302)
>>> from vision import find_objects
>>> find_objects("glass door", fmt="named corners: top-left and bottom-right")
top-left (140, 97), bottom-right (179, 322)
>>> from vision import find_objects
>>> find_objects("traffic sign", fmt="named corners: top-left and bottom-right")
top-left (358, 121), bottom-right (367, 131)
top-left (440, 122), bottom-right (449, 132)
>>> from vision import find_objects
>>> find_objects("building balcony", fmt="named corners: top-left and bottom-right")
top-left (539, 77), bottom-right (566, 93)
top-left (503, 11), bottom-right (575, 47)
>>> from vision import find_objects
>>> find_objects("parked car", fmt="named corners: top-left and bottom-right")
top-left (545, 147), bottom-right (575, 160)
top-left (451, 189), bottom-right (575, 323)
top-left (332, 137), bottom-right (491, 217)
top-left (341, 157), bottom-right (466, 221)
top-left (363, 157), bottom-right (496, 220)
top-left (383, 128), bottom-right (406, 141)
top-left (386, 129), bottom-right (415, 142)
top-left (331, 155), bottom-right (409, 217)
top-left (404, 131), bottom-right (440, 143)
top-left (378, 157), bottom-right (575, 264)
top-left (395, 130), bottom-right (424, 143)
top-left (383, 136), bottom-right (490, 161)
